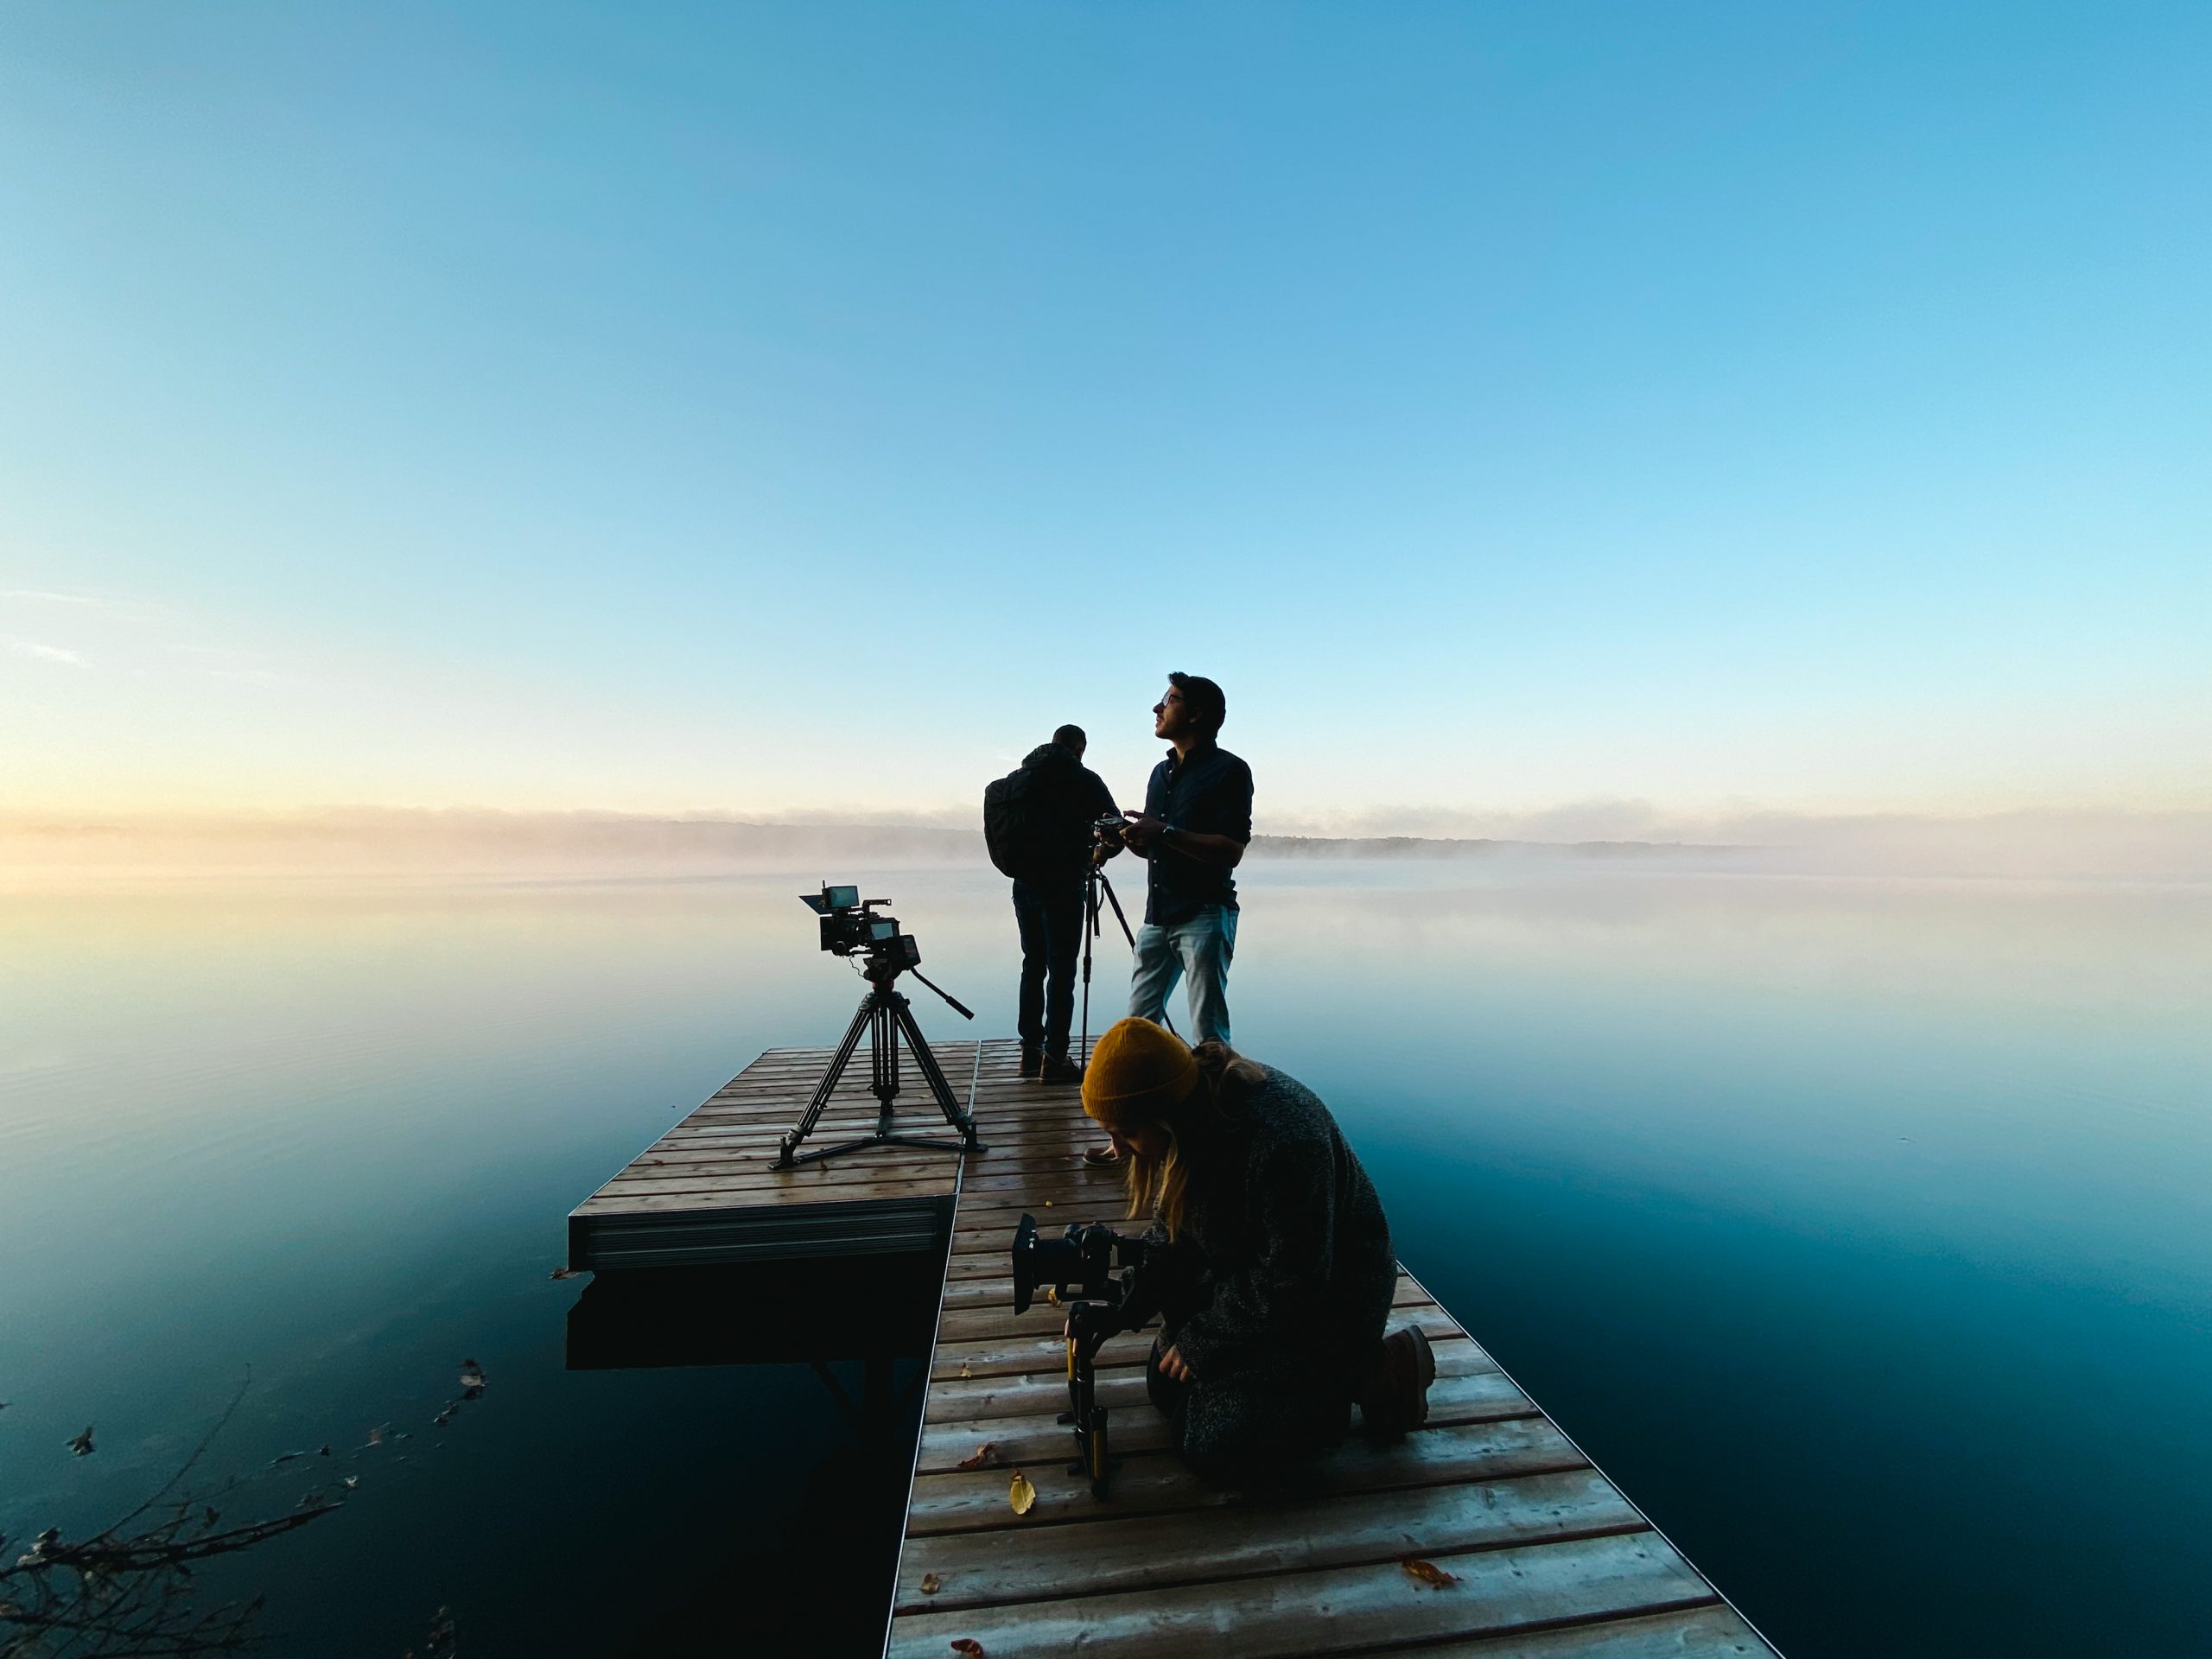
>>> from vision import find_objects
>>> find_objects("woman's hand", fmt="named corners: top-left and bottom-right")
top-left (1156, 1344), bottom-right (1195, 1383)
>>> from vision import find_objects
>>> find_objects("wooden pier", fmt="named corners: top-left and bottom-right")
top-left (570, 1037), bottom-right (1780, 1656)
top-left (567, 1040), bottom-right (986, 1269)
top-left (887, 1039), bottom-right (1779, 1659)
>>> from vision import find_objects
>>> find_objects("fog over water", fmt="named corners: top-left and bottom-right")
top-left (3, 861), bottom-right (2207, 1655)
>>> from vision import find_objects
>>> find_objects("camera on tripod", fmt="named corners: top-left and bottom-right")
top-left (773, 883), bottom-right (982, 1170)
top-left (801, 884), bottom-right (921, 972)
top-left (1091, 813), bottom-right (1127, 849)
top-left (1012, 1211), bottom-right (1164, 1497)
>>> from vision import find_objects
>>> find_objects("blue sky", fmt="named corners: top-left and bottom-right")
top-left (3, 2), bottom-right (2206, 826)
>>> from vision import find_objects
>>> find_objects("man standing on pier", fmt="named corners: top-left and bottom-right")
top-left (985, 723), bottom-right (1120, 1084)
top-left (1089, 672), bottom-right (1252, 1164)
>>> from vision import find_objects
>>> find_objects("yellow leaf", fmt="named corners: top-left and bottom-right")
top-left (1008, 1469), bottom-right (1037, 1516)
top-left (918, 1573), bottom-right (942, 1596)
top-left (1401, 1556), bottom-right (1459, 1589)
top-left (958, 1360), bottom-right (971, 1379)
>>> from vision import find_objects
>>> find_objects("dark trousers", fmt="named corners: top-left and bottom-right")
top-left (1012, 878), bottom-right (1083, 1057)
top-left (1145, 1338), bottom-right (1352, 1487)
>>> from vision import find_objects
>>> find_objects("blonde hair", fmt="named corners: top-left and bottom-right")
top-left (1121, 1040), bottom-right (1264, 1240)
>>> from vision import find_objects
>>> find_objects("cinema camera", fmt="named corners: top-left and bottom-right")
top-left (804, 884), bottom-right (917, 969)
top-left (773, 885), bottom-right (985, 1170)
top-left (1011, 1211), bottom-right (1164, 1497)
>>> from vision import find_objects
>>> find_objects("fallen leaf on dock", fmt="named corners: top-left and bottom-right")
top-left (918, 1573), bottom-right (941, 1595)
top-left (950, 1641), bottom-right (986, 1656)
top-left (67, 1425), bottom-right (95, 1457)
top-left (957, 1361), bottom-right (971, 1379)
top-left (955, 1442), bottom-right (997, 1471)
top-left (1008, 1470), bottom-right (1036, 1516)
top-left (1401, 1557), bottom-right (1459, 1589)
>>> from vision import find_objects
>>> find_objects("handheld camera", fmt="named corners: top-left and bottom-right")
top-left (1011, 1212), bottom-right (1161, 1498)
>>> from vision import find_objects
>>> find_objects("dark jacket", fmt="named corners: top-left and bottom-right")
top-left (1015, 741), bottom-right (1119, 886)
top-left (1144, 1065), bottom-right (1397, 1382)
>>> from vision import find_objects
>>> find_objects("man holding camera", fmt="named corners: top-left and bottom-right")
top-left (1089, 673), bottom-right (1251, 1163)
top-left (985, 723), bottom-right (1120, 1084)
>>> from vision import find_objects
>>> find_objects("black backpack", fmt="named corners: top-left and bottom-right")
top-left (983, 761), bottom-right (1052, 880)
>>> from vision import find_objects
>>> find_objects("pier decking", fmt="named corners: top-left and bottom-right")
top-left (569, 1036), bottom-right (1778, 1656)
top-left (885, 1039), bottom-right (1780, 1659)
top-left (567, 1040), bottom-right (986, 1268)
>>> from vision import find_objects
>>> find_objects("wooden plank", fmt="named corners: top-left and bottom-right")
top-left (893, 1467), bottom-right (1645, 1613)
top-left (925, 1336), bottom-right (1495, 1424)
top-left (913, 1368), bottom-right (1539, 1475)
top-left (905, 1417), bottom-right (1588, 1536)
top-left (932, 1310), bottom-right (1474, 1382)
top-left (883, 1532), bottom-right (1719, 1658)
top-left (1414, 1605), bottom-right (1774, 1657)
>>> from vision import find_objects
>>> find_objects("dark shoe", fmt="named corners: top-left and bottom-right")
top-left (1039, 1053), bottom-right (1084, 1084)
top-left (1356, 1325), bottom-right (1435, 1440)
top-left (1082, 1142), bottom-right (1121, 1167)
top-left (1018, 1045), bottom-right (1042, 1080)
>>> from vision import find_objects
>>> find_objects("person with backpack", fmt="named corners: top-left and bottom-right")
top-left (983, 723), bottom-right (1121, 1083)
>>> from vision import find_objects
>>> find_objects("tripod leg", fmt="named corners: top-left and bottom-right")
top-left (891, 995), bottom-right (980, 1144)
top-left (874, 995), bottom-right (900, 1137)
top-left (1079, 875), bottom-right (1096, 1063)
top-left (778, 993), bottom-right (877, 1166)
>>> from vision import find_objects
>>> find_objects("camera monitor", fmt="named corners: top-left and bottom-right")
top-left (800, 884), bottom-right (861, 915)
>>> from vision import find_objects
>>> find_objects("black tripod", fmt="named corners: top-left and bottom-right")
top-left (1077, 859), bottom-right (1172, 1062)
top-left (774, 963), bottom-right (987, 1169)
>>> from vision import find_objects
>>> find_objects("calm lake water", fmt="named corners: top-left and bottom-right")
top-left (3, 864), bottom-right (2208, 1656)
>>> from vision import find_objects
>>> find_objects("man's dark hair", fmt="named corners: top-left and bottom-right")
top-left (1052, 723), bottom-right (1086, 749)
top-left (1168, 671), bottom-right (1226, 736)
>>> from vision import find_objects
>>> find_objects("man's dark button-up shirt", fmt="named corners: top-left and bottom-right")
top-left (1141, 741), bottom-right (1255, 926)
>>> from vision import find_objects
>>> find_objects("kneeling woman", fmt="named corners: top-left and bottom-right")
top-left (1078, 1017), bottom-right (1434, 1484)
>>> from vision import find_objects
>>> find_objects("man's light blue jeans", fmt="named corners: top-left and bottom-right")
top-left (1128, 904), bottom-right (1238, 1046)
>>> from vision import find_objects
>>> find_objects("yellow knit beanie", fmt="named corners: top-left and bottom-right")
top-left (1081, 1017), bottom-right (1199, 1120)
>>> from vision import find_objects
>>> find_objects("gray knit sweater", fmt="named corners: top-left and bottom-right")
top-left (1145, 1066), bottom-right (1397, 1381)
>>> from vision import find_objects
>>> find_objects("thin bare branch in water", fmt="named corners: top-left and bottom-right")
top-left (1, 1379), bottom-right (340, 1658)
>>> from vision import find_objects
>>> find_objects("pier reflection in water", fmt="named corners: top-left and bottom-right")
top-left (564, 1255), bottom-right (941, 1650)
